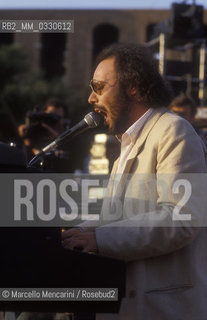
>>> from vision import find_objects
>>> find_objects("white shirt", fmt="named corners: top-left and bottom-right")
top-left (116, 108), bottom-right (153, 174)
top-left (112, 108), bottom-right (153, 199)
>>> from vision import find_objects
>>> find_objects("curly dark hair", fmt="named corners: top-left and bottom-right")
top-left (96, 43), bottom-right (172, 108)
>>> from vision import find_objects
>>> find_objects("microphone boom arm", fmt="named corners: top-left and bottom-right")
top-left (28, 111), bottom-right (102, 168)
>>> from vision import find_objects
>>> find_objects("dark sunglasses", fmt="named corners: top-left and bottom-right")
top-left (89, 79), bottom-right (107, 95)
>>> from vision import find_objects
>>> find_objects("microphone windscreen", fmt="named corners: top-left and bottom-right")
top-left (84, 111), bottom-right (102, 128)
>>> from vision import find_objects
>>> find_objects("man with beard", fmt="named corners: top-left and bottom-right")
top-left (62, 44), bottom-right (207, 320)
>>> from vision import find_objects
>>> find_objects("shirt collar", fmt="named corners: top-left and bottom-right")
top-left (121, 108), bottom-right (153, 144)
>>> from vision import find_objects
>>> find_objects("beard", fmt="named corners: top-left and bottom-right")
top-left (107, 91), bottom-right (132, 135)
top-left (94, 87), bottom-right (134, 135)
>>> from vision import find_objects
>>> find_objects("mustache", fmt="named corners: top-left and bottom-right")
top-left (94, 106), bottom-right (107, 112)
top-left (93, 106), bottom-right (108, 117)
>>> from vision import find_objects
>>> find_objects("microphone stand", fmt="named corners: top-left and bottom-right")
top-left (27, 111), bottom-right (102, 168)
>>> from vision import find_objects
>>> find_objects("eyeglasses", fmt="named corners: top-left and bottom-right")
top-left (89, 79), bottom-right (107, 95)
top-left (89, 79), bottom-right (117, 95)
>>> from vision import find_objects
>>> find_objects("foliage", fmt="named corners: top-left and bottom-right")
top-left (0, 44), bottom-right (89, 124)
top-left (2, 75), bottom-right (71, 122)
top-left (0, 45), bottom-right (29, 90)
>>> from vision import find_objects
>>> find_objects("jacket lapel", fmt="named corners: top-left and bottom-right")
top-left (122, 107), bottom-right (167, 174)
top-left (110, 108), bottom-right (168, 197)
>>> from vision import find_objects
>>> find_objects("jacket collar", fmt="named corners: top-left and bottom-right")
top-left (111, 107), bottom-right (168, 176)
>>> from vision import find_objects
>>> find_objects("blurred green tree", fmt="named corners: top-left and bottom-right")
top-left (0, 44), bottom-right (28, 90)
top-left (0, 44), bottom-right (92, 126)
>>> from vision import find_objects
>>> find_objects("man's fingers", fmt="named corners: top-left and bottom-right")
top-left (61, 228), bottom-right (81, 240)
top-left (62, 238), bottom-right (85, 250)
top-left (62, 231), bottom-right (98, 253)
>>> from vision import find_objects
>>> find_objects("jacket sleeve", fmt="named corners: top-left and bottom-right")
top-left (95, 116), bottom-right (207, 261)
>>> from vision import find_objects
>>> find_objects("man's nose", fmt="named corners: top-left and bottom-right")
top-left (88, 91), bottom-right (98, 105)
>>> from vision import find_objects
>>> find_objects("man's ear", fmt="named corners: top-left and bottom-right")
top-left (127, 86), bottom-right (137, 96)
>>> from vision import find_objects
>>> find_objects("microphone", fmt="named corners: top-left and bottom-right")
top-left (28, 111), bottom-right (102, 167)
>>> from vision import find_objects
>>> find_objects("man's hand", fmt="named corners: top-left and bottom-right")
top-left (61, 228), bottom-right (98, 253)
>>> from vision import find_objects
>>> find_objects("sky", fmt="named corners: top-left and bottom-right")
top-left (0, 0), bottom-right (206, 10)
